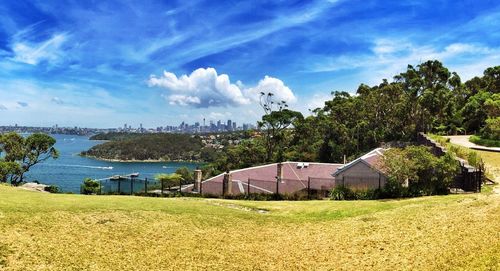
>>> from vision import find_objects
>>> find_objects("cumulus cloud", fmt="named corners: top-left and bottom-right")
top-left (0, 104), bottom-right (7, 110)
top-left (245, 76), bottom-right (297, 103)
top-left (148, 67), bottom-right (296, 108)
top-left (17, 101), bottom-right (28, 107)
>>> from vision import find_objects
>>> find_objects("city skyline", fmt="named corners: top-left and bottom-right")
top-left (0, 1), bottom-right (499, 127)
top-left (0, 117), bottom-right (257, 135)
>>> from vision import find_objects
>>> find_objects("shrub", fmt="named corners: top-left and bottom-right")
top-left (480, 117), bottom-right (500, 140)
top-left (469, 135), bottom-right (500, 148)
top-left (330, 185), bottom-right (382, 200)
top-left (44, 185), bottom-right (61, 193)
top-left (380, 179), bottom-right (409, 198)
top-left (81, 178), bottom-right (100, 195)
top-left (330, 185), bottom-right (356, 200)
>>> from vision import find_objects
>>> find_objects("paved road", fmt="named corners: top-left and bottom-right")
top-left (444, 135), bottom-right (500, 152)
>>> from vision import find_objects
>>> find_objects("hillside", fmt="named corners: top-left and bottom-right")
top-left (0, 184), bottom-right (499, 270)
top-left (82, 133), bottom-right (205, 161)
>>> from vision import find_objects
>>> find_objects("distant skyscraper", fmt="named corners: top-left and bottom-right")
top-left (227, 120), bottom-right (232, 130)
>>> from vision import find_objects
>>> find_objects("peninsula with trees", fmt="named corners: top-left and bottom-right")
top-left (80, 132), bottom-right (250, 162)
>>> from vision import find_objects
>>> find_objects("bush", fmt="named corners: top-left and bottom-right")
top-left (469, 135), bottom-right (500, 147)
top-left (479, 117), bottom-right (500, 141)
top-left (330, 185), bottom-right (359, 200)
top-left (44, 185), bottom-right (60, 193)
top-left (330, 185), bottom-right (382, 200)
top-left (81, 178), bottom-right (100, 195)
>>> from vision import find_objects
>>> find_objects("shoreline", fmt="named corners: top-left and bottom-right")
top-left (81, 154), bottom-right (205, 164)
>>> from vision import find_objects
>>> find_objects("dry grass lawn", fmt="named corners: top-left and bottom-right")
top-left (1, 149), bottom-right (499, 270)
top-left (477, 150), bottom-right (500, 183)
top-left (0, 183), bottom-right (499, 271)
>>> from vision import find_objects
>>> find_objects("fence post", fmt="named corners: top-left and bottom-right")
top-left (179, 179), bottom-right (182, 194)
top-left (378, 173), bottom-right (381, 189)
top-left (276, 176), bottom-right (279, 195)
top-left (478, 167), bottom-right (482, 193)
top-left (145, 178), bottom-right (148, 194)
top-left (222, 178), bottom-right (225, 196)
top-left (130, 178), bottom-right (134, 195)
top-left (200, 179), bottom-right (203, 195)
top-left (247, 179), bottom-right (250, 194)
top-left (99, 180), bottom-right (102, 195)
top-left (307, 177), bottom-right (311, 200)
top-left (161, 181), bottom-right (164, 196)
top-left (118, 180), bottom-right (121, 194)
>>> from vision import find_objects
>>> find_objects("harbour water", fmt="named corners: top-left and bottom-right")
top-left (25, 134), bottom-right (201, 193)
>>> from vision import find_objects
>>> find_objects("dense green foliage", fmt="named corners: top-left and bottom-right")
top-left (155, 173), bottom-right (183, 194)
top-left (82, 133), bottom-right (206, 161)
top-left (89, 132), bottom-right (144, 141)
top-left (0, 132), bottom-right (59, 185)
top-left (469, 135), bottom-right (500, 147)
top-left (81, 178), bottom-right (100, 195)
top-left (174, 166), bottom-right (194, 183)
top-left (381, 146), bottom-right (459, 196)
top-left (44, 185), bottom-right (61, 193)
top-left (258, 92), bottom-right (304, 161)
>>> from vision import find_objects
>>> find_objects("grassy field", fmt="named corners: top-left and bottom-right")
top-left (1, 146), bottom-right (499, 270)
top-left (477, 150), bottom-right (500, 183)
top-left (0, 183), bottom-right (499, 271)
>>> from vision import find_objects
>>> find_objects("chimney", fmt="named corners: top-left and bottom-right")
top-left (193, 169), bottom-right (202, 192)
top-left (223, 172), bottom-right (233, 196)
top-left (277, 162), bottom-right (283, 183)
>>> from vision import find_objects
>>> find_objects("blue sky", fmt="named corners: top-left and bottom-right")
top-left (0, 0), bottom-right (499, 128)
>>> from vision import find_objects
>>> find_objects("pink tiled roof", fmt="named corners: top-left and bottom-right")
top-left (184, 162), bottom-right (342, 195)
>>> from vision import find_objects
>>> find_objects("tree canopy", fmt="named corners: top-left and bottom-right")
top-left (0, 132), bottom-right (59, 185)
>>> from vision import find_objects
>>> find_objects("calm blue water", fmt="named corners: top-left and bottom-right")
top-left (25, 134), bottom-right (201, 193)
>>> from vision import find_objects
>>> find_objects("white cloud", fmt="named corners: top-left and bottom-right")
top-left (148, 67), bottom-right (296, 108)
top-left (308, 39), bottom-right (500, 85)
top-left (165, 94), bottom-right (201, 106)
top-left (10, 32), bottom-right (68, 65)
top-left (204, 111), bottom-right (232, 120)
top-left (306, 93), bottom-right (331, 110)
top-left (0, 104), bottom-right (7, 110)
top-left (245, 76), bottom-right (297, 103)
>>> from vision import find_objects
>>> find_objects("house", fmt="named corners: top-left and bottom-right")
top-left (184, 162), bottom-right (342, 196)
top-left (184, 148), bottom-right (389, 197)
top-left (332, 148), bottom-right (387, 190)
